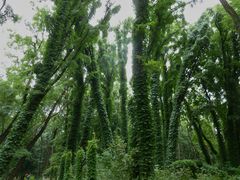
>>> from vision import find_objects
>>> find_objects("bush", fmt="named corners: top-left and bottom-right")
top-left (169, 159), bottom-right (201, 178)
top-left (199, 164), bottom-right (227, 177)
top-left (97, 137), bottom-right (131, 180)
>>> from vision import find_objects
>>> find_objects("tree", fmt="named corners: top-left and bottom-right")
top-left (115, 20), bottom-right (131, 145)
top-left (166, 16), bottom-right (211, 164)
top-left (0, 0), bottom-right (76, 175)
top-left (131, 0), bottom-right (154, 178)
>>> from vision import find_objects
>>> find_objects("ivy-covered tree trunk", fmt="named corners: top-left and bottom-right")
top-left (67, 60), bottom-right (85, 154)
top-left (75, 148), bottom-right (85, 180)
top-left (131, 0), bottom-right (154, 178)
top-left (161, 59), bottom-right (173, 160)
top-left (86, 47), bottom-right (113, 149)
top-left (119, 59), bottom-right (128, 145)
top-left (166, 62), bottom-right (188, 164)
top-left (0, 0), bottom-right (72, 175)
top-left (166, 21), bottom-right (210, 164)
top-left (87, 139), bottom-right (97, 180)
top-left (116, 27), bottom-right (129, 145)
top-left (150, 72), bottom-right (163, 166)
top-left (98, 41), bottom-right (114, 131)
top-left (104, 78), bottom-right (115, 132)
top-left (80, 96), bottom-right (94, 150)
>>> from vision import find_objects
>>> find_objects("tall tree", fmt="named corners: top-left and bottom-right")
top-left (115, 21), bottom-right (130, 145)
top-left (215, 12), bottom-right (240, 166)
top-left (67, 60), bottom-right (85, 154)
top-left (166, 18), bottom-right (211, 164)
top-left (86, 46), bottom-right (113, 149)
top-left (131, 0), bottom-right (154, 178)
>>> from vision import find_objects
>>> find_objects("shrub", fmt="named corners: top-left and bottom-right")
top-left (169, 159), bottom-right (201, 178)
top-left (97, 137), bottom-right (131, 180)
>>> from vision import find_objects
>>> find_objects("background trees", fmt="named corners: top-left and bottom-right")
top-left (0, 0), bottom-right (240, 179)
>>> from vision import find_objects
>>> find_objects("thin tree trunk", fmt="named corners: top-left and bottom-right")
top-left (151, 72), bottom-right (163, 166)
top-left (86, 47), bottom-right (113, 149)
top-left (67, 60), bottom-right (85, 153)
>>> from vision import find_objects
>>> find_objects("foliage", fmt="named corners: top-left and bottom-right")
top-left (1, 0), bottom-right (240, 179)
top-left (75, 148), bottom-right (85, 180)
top-left (97, 137), bottom-right (131, 180)
top-left (87, 139), bottom-right (97, 180)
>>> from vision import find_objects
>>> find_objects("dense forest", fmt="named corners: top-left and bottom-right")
top-left (0, 0), bottom-right (240, 179)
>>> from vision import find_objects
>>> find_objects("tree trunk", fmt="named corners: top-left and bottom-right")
top-left (151, 72), bottom-right (163, 166)
top-left (86, 47), bottom-right (113, 149)
top-left (67, 60), bottom-right (85, 154)
top-left (131, 0), bottom-right (154, 178)
top-left (80, 96), bottom-right (94, 150)
top-left (119, 61), bottom-right (128, 145)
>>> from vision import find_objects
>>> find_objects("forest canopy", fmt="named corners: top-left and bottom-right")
top-left (0, 0), bottom-right (240, 179)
